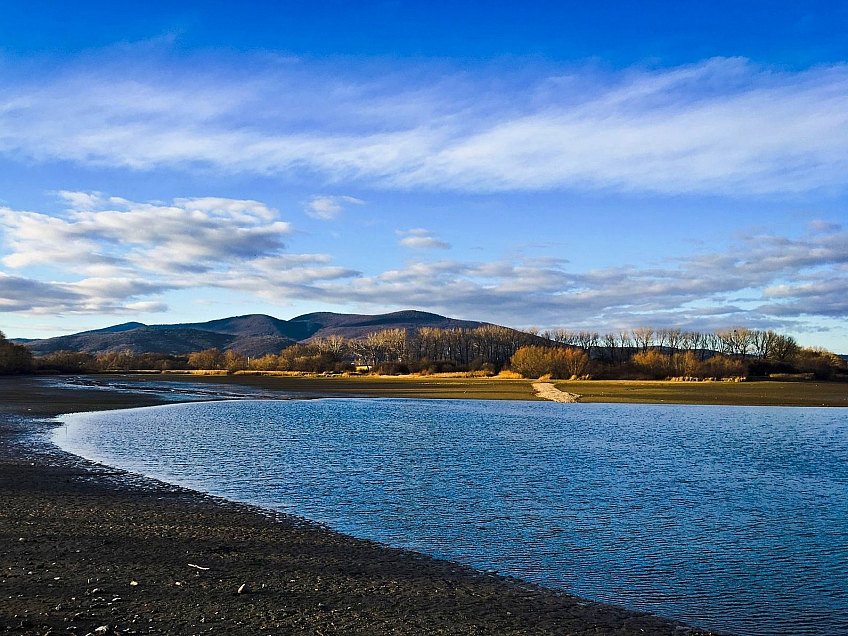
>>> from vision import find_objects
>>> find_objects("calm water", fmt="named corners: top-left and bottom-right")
top-left (54, 399), bottom-right (848, 636)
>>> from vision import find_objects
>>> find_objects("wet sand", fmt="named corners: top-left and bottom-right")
top-left (0, 375), bottom-right (723, 635)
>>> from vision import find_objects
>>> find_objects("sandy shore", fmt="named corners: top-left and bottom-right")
top-left (532, 382), bottom-right (580, 403)
top-left (0, 375), bottom-right (723, 635)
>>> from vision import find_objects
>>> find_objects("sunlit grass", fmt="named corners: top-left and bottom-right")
top-left (153, 373), bottom-right (848, 406)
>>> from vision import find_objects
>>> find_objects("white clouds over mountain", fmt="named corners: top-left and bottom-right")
top-left (1, 192), bottom-right (845, 336)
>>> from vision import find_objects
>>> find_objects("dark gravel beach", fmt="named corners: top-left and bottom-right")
top-left (0, 375), bottom-right (722, 635)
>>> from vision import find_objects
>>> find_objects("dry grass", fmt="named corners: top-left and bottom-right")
top-left (496, 370), bottom-right (523, 379)
top-left (555, 379), bottom-right (848, 407)
top-left (145, 372), bottom-right (848, 406)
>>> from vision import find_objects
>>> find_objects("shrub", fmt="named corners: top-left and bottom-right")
top-left (631, 350), bottom-right (672, 379)
top-left (698, 354), bottom-right (745, 379)
top-left (509, 346), bottom-right (590, 379)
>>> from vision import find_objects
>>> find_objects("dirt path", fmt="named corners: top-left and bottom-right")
top-left (532, 381), bottom-right (581, 403)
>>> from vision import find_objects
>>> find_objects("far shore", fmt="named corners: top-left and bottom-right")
top-left (0, 375), bottom-right (724, 635)
top-left (75, 370), bottom-right (848, 407)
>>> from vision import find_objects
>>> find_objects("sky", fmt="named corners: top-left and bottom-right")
top-left (1, 1), bottom-right (847, 351)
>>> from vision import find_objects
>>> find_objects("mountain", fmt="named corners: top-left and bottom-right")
top-left (79, 321), bottom-right (147, 334)
top-left (25, 327), bottom-right (243, 356)
top-left (289, 310), bottom-right (487, 341)
top-left (150, 314), bottom-right (294, 339)
top-left (24, 310), bottom-right (491, 357)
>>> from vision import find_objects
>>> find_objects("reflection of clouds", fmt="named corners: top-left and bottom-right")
top-left (1, 57), bottom-right (847, 195)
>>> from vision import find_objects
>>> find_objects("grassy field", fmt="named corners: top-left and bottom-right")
top-left (155, 372), bottom-right (538, 400)
top-left (146, 372), bottom-right (848, 406)
top-left (554, 379), bottom-right (848, 407)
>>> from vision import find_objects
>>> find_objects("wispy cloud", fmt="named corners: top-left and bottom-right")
top-left (2, 56), bottom-right (848, 195)
top-left (304, 195), bottom-right (365, 220)
top-left (397, 228), bottom-right (451, 249)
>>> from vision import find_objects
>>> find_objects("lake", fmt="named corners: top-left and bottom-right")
top-left (54, 398), bottom-right (848, 636)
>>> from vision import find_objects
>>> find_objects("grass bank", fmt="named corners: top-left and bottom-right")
top-left (141, 372), bottom-right (848, 406)
top-left (554, 379), bottom-right (848, 407)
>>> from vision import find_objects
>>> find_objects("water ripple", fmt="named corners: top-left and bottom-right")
top-left (54, 399), bottom-right (848, 636)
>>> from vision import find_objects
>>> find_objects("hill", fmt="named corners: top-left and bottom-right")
top-left (24, 311), bottom-right (491, 357)
top-left (289, 310), bottom-right (486, 341)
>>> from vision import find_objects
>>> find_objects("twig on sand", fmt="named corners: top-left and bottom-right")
top-left (532, 382), bottom-right (580, 403)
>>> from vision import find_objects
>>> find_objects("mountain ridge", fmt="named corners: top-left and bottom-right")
top-left (24, 310), bottom-right (493, 356)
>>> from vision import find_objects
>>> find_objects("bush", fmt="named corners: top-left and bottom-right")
top-left (509, 346), bottom-right (590, 379)
top-left (34, 350), bottom-right (95, 373)
top-left (698, 354), bottom-right (745, 379)
top-left (0, 340), bottom-right (34, 373)
top-left (631, 350), bottom-right (672, 379)
top-left (375, 362), bottom-right (410, 375)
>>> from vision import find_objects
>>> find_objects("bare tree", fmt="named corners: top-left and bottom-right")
top-left (666, 328), bottom-right (683, 353)
top-left (602, 332), bottom-right (619, 363)
top-left (314, 334), bottom-right (348, 360)
top-left (550, 329), bottom-right (577, 346)
top-left (632, 327), bottom-right (654, 352)
top-left (751, 330), bottom-right (778, 360)
top-left (655, 327), bottom-right (670, 351)
top-left (769, 334), bottom-right (800, 362)
top-left (576, 331), bottom-right (599, 353)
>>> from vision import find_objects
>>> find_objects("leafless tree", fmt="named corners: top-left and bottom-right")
top-left (602, 332), bottom-right (619, 363)
top-left (632, 327), bottom-right (654, 352)
top-left (666, 328), bottom-right (683, 353)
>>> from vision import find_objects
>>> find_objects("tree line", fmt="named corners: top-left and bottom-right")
top-left (0, 331), bottom-right (34, 374)
top-left (30, 325), bottom-right (540, 375)
top-left (18, 324), bottom-right (846, 381)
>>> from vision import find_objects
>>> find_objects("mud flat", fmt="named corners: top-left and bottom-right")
top-left (0, 376), bottom-right (723, 635)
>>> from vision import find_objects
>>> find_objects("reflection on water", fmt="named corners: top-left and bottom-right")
top-left (55, 399), bottom-right (848, 636)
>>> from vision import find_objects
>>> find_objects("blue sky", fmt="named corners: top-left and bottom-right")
top-left (1, 1), bottom-right (847, 351)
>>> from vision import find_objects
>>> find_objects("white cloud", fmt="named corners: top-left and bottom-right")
top-left (809, 220), bottom-right (843, 234)
top-left (0, 272), bottom-right (83, 313)
top-left (304, 227), bottom-right (848, 333)
top-left (1, 191), bottom-right (846, 342)
top-left (125, 301), bottom-right (169, 313)
top-left (2, 57), bottom-right (848, 195)
top-left (397, 228), bottom-right (451, 249)
top-left (304, 195), bottom-right (365, 220)
top-left (0, 193), bottom-right (357, 314)
top-left (0, 196), bottom-right (292, 275)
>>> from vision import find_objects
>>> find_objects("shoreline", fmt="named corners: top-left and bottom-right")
top-left (49, 371), bottom-right (848, 406)
top-left (1, 375), bottom-right (727, 635)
